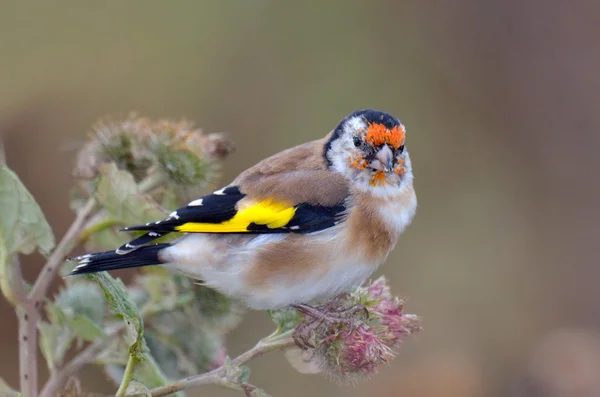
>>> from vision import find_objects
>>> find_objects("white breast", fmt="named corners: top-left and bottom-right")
top-left (379, 188), bottom-right (418, 236)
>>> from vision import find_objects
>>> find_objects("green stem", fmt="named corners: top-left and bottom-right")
top-left (78, 217), bottom-right (121, 243)
top-left (115, 353), bottom-right (136, 397)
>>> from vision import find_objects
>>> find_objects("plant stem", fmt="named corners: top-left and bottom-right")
top-left (29, 197), bottom-right (96, 303)
top-left (115, 354), bottom-right (136, 397)
top-left (39, 324), bottom-right (125, 397)
top-left (78, 217), bottom-right (121, 243)
top-left (15, 197), bottom-right (97, 397)
top-left (148, 333), bottom-right (295, 397)
top-left (17, 304), bottom-right (38, 397)
top-left (1, 139), bottom-right (39, 397)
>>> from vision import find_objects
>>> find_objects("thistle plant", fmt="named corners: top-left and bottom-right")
top-left (0, 114), bottom-right (421, 397)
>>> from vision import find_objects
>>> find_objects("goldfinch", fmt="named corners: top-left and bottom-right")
top-left (70, 109), bottom-right (417, 314)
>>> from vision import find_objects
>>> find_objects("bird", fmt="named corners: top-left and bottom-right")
top-left (69, 109), bottom-right (417, 319)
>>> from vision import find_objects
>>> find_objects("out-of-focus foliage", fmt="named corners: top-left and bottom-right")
top-left (0, 164), bottom-right (56, 305)
top-left (0, 166), bottom-right (55, 256)
top-left (38, 115), bottom-right (236, 394)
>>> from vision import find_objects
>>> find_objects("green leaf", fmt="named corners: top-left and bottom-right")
top-left (267, 307), bottom-right (302, 333)
top-left (125, 380), bottom-right (151, 397)
top-left (223, 357), bottom-right (251, 385)
top-left (85, 225), bottom-right (131, 253)
top-left (133, 354), bottom-right (184, 397)
top-left (96, 336), bottom-right (130, 367)
top-left (38, 318), bottom-right (74, 372)
top-left (54, 282), bottom-right (107, 341)
top-left (87, 272), bottom-right (147, 359)
top-left (55, 282), bottom-right (106, 325)
top-left (0, 236), bottom-right (18, 306)
top-left (0, 165), bottom-right (55, 256)
top-left (68, 315), bottom-right (106, 341)
top-left (0, 377), bottom-right (18, 397)
top-left (94, 163), bottom-right (164, 225)
top-left (145, 310), bottom-right (223, 377)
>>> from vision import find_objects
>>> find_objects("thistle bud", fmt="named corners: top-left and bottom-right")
top-left (291, 276), bottom-right (422, 383)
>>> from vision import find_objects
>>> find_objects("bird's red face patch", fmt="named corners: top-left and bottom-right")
top-left (364, 123), bottom-right (405, 149)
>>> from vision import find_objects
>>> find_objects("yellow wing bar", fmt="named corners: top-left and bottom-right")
top-left (174, 199), bottom-right (296, 233)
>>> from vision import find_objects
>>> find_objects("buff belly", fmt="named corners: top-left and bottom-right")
top-left (160, 227), bottom-right (382, 310)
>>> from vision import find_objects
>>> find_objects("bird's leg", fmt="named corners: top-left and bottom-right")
top-left (292, 319), bottom-right (322, 349)
top-left (315, 302), bottom-right (369, 320)
top-left (291, 303), bottom-right (369, 349)
top-left (291, 303), bottom-right (367, 324)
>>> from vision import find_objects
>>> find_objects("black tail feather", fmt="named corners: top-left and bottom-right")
top-left (68, 244), bottom-right (170, 275)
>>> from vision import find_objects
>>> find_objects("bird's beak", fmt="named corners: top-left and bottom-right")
top-left (369, 145), bottom-right (394, 173)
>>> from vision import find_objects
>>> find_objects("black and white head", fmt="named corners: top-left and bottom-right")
top-left (324, 109), bottom-right (413, 195)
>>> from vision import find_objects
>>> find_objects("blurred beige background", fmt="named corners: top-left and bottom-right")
top-left (2, 2), bottom-right (600, 396)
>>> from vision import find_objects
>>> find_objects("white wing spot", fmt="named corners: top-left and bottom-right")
top-left (213, 187), bottom-right (227, 195)
top-left (290, 225), bottom-right (300, 230)
top-left (148, 232), bottom-right (159, 237)
top-left (155, 220), bottom-right (162, 224)
top-left (188, 198), bottom-right (204, 206)
top-left (169, 211), bottom-right (180, 220)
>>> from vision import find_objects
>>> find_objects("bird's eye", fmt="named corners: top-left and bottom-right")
top-left (398, 145), bottom-right (405, 153)
top-left (353, 136), bottom-right (362, 147)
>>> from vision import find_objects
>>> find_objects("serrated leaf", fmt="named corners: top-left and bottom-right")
top-left (94, 163), bottom-right (164, 225)
top-left (0, 165), bottom-right (55, 256)
top-left (267, 307), bottom-right (302, 333)
top-left (87, 272), bottom-right (147, 359)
